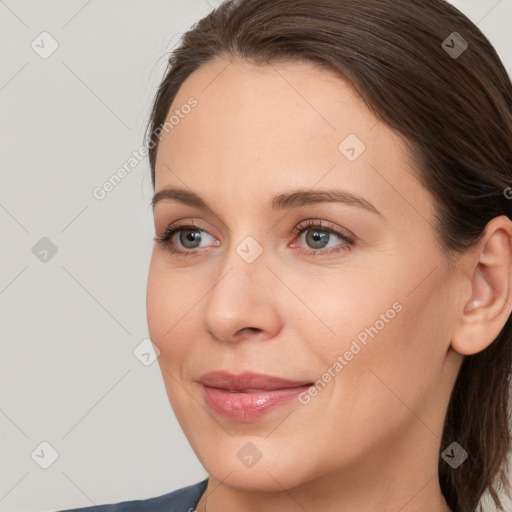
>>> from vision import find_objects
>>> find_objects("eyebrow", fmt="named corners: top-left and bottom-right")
top-left (151, 187), bottom-right (382, 217)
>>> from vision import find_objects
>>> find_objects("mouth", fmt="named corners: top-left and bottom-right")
top-left (198, 371), bottom-right (314, 421)
top-left (198, 370), bottom-right (313, 391)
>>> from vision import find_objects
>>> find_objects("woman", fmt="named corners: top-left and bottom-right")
top-left (58, 0), bottom-right (512, 510)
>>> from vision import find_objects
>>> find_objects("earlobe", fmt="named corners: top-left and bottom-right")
top-left (451, 215), bottom-right (512, 356)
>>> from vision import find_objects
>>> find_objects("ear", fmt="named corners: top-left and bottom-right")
top-left (451, 215), bottom-right (512, 356)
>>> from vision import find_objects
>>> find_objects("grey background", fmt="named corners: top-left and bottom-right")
top-left (0, 1), bottom-right (511, 511)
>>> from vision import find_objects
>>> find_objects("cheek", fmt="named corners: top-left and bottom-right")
top-left (146, 257), bottom-right (168, 342)
top-left (354, 279), bottom-right (452, 415)
top-left (146, 259), bottom-right (196, 418)
top-left (297, 263), bottom-right (450, 413)
top-left (146, 255), bottom-right (210, 375)
top-left (291, 267), bottom-right (404, 365)
top-left (146, 256), bottom-right (185, 354)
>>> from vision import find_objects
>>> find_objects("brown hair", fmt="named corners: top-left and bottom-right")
top-left (144, 1), bottom-right (512, 510)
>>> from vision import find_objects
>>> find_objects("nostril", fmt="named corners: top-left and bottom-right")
top-left (235, 327), bottom-right (261, 337)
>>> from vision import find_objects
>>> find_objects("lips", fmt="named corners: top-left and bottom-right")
top-left (198, 371), bottom-right (312, 391)
top-left (198, 371), bottom-right (313, 421)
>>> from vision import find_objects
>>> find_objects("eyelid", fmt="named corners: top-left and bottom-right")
top-left (292, 219), bottom-right (356, 244)
top-left (156, 218), bottom-right (352, 240)
top-left (156, 218), bottom-right (217, 239)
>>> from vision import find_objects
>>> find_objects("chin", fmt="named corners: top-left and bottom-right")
top-left (189, 434), bottom-right (315, 492)
top-left (207, 461), bottom-right (309, 493)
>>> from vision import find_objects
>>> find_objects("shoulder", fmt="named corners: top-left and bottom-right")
top-left (55, 478), bottom-right (209, 512)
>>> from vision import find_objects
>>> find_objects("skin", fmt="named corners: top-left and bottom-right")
top-left (146, 56), bottom-right (512, 512)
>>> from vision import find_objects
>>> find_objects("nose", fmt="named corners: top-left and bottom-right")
top-left (202, 246), bottom-right (282, 344)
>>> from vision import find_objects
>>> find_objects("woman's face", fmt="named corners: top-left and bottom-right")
top-left (146, 57), bottom-right (464, 493)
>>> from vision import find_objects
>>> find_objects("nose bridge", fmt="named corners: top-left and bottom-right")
top-left (219, 211), bottom-right (268, 276)
top-left (202, 231), bottom-right (276, 342)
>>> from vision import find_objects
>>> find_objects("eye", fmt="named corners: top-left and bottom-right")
top-left (153, 221), bottom-right (218, 258)
top-left (153, 219), bottom-right (356, 258)
top-left (290, 219), bottom-right (355, 256)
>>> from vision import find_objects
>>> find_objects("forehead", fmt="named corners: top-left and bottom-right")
top-left (158, 57), bottom-right (377, 164)
top-left (154, 57), bottom-right (432, 224)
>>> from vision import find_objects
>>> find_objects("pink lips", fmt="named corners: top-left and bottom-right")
top-left (198, 371), bottom-right (313, 422)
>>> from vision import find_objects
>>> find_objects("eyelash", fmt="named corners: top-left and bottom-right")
top-left (153, 219), bottom-right (356, 258)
